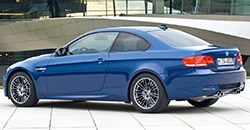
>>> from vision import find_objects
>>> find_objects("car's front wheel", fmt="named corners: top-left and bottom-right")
top-left (187, 98), bottom-right (219, 107)
top-left (8, 72), bottom-right (39, 107)
top-left (130, 73), bottom-right (169, 113)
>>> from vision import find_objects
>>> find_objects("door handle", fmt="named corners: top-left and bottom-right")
top-left (97, 58), bottom-right (105, 64)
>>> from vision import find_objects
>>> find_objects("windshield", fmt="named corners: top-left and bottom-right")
top-left (149, 29), bottom-right (211, 47)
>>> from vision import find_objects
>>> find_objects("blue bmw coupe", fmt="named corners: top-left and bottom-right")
top-left (3, 25), bottom-right (246, 113)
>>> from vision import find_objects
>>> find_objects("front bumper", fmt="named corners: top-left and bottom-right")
top-left (3, 74), bottom-right (8, 97)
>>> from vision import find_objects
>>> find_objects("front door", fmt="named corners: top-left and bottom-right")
top-left (45, 32), bottom-right (119, 95)
top-left (46, 53), bottom-right (109, 95)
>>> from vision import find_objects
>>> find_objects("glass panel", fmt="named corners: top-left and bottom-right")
top-left (0, 0), bottom-right (249, 21)
top-left (0, 49), bottom-right (55, 65)
top-left (149, 29), bottom-right (210, 47)
top-left (111, 32), bottom-right (149, 52)
top-left (68, 32), bottom-right (119, 55)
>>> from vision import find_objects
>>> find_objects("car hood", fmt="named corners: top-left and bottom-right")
top-left (7, 53), bottom-right (53, 73)
top-left (24, 53), bottom-right (52, 62)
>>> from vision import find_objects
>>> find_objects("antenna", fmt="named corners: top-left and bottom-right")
top-left (158, 24), bottom-right (168, 31)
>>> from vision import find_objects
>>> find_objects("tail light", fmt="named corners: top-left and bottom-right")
top-left (182, 56), bottom-right (214, 67)
top-left (237, 54), bottom-right (243, 65)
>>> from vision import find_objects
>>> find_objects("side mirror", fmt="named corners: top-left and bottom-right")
top-left (56, 47), bottom-right (68, 56)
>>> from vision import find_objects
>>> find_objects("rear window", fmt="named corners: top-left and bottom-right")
top-left (148, 29), bottom-right (211, 47)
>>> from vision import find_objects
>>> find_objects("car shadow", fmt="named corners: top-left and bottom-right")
top-left (36, 100), bottom-right (135, 112)
top-left (165, 105), bottom-right (233, 114)
top-left (35, 100), bottom-right (236, 114)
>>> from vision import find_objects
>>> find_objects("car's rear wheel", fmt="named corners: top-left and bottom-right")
top-left (8, 72), bottom-right (39, 107)
top-left (130, 73), bottom-right (169, 113)
top-left (187, 98), bottom-right (219, 107)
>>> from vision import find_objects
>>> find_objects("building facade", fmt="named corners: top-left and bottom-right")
top-left (1, 0), bottom-right (250, 19)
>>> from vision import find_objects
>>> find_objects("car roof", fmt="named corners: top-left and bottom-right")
top-left (88, 26), bottom-right (162, 34)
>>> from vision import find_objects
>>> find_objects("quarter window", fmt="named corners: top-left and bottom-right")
top-left (111, 33), bottom-right (149, 52)
top-left (68, 32), bottom-right (119, 55)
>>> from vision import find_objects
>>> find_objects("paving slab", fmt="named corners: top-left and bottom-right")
top-left (0, 80), bottom-right (250, 130)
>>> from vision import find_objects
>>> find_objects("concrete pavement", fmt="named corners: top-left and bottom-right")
top-left (1, 80), bottom-right (250, 130)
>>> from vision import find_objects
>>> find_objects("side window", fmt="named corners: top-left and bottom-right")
top-left (68, 32), bottom-right (119, 55)
top-left (111, 33), bottom-right (149, 52)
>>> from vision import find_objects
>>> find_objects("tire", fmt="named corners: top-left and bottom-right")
top-left (130, 73), bottom-right (170, 113)
top-left (8, 72), bottom-right (39, 107)
top-left (188, 98), bottom-right (219, 107)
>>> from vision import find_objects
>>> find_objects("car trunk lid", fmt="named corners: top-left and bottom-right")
top-left (200, 46), bottom-right (242, 71)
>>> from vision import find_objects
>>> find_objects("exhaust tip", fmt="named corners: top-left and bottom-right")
top-left (215, 91), bottom-right (225, 97)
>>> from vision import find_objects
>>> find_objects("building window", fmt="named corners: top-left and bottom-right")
top-left (0, 49), bottom-right (55, 66)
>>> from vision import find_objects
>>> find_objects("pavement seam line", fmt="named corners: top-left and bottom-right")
top-left (49, 100), bottom-right (54, 130)
top-left (86, 102), bottom-right (98, 130)
top-left (220, 99), bottom-right (250, 113)
top-left (200, 107), bottom-right (244, 130)
top-left (121, 102), bottom-right (146, 130)
top-left (3, 107), bottom-right (17, 129)
top-left (166, 110), bottom-right (196, 130)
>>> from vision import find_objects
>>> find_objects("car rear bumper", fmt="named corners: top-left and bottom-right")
top-left (188, 82), bottom-right (244, 100)
top-left (163, 67), bottom-right (246, 100)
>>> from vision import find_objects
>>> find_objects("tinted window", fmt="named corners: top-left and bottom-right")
top-left (149, 29), bottom-right (211, 47)
top-left (68, 32), bottom-right (119, 55)
top-left (111, 33), bottom-right (149, 52)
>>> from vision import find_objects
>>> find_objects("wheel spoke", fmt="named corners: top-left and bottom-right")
top-left (12, 92), bottom-right (19, 99)
top-left (137, 82), bottom-right (145, 89)
top-left (134, 87), bottom-right (143, 92)
top-left (136, 95), bottom-right (144, 100)
top-left (146, 99), bottom-right (153, 107)
top-left (151, 91), bottom-right (159, 97)
top-left (12, 81), bottom-right (18, 87)
top-left (16, 77), bottom-right (22, 84)
top-left (141, 98), bottom-right (147, 107)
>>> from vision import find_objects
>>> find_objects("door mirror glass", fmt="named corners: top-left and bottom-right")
top-left (56, 47), bottom-right (68, 56)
